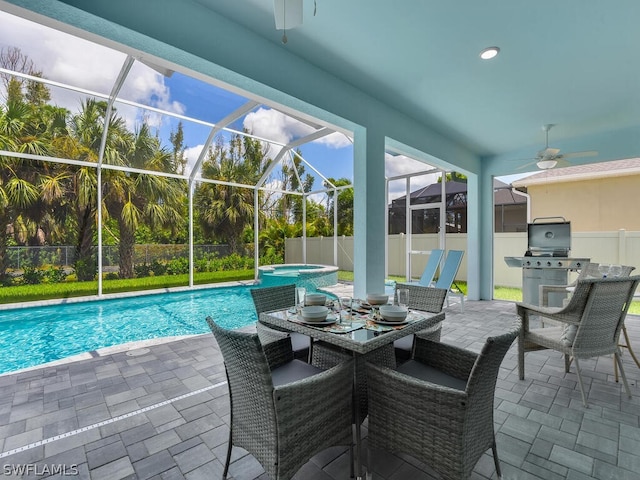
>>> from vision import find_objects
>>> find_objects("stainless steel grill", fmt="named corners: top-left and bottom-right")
top-left (504, 217), bottom-right (590, 306)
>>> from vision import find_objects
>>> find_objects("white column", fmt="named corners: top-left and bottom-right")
top-left (188, 182), bottom-right (194, 287)
top-left (353, 126), bottom-right (386, 298)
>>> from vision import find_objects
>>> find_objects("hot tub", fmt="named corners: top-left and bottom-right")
top-left (258, 264), bottom-right (339, 291)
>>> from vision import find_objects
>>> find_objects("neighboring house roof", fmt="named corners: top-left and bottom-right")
top-left (512, 158), bottom-right (640, 187)
top-left (392, 179), bottom-right (527, 206)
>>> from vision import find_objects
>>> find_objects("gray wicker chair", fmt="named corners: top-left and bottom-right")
top-left (539, 262), bottom-right (635, 307)
top-left (393, 283), bottom-right (447, 363)
top-left (518, 275), bottom-right (640, 407)
top-left (367, 324), bottom-right (519, 480)
top-left (207, 317), bottom-right (353, 480)
top-left (251, 284), bottom-right (311, 361)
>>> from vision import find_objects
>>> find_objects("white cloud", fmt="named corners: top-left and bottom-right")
top-left (0, 11), bottom-right (184, 127)
top-left (243, 107), bottom-right (312, 144)
top-left (315, 131), bottom-right (352, 149)
top-left (243, 108), bottom-right (351, 149)
top-left (184, 144), bottom-right (205, 175)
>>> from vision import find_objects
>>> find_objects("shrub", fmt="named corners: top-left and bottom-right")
top-left (134, 263), bottom-right (153, 278)
top-left (259, 252), bottom-right (283, 266)
top-left (166, 257), bottom-right (189, 275)
top-left (22, 266), bottom-right (45, 285)
top-left (74, 259), bottom-right (96, 281)
top-left (104, 272), bottom-right (119, 280)
top-left (44, 266), bottom-right (67, 283)
top-left (151, 259), bottom-right (167, 276)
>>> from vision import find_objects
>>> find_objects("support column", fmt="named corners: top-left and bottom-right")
top-left (353, 126), bottom-right (386, 299)
top-left (470, 168), bottom-right (496, 300)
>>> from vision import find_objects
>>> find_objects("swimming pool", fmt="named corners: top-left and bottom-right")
top-left (0, 285), bottom-right (259, 375)
top-left (258, 264), bottom-right (338, 289)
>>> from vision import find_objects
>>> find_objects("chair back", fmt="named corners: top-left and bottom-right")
top-left (571, 276), bottom-right (640, 358)
top-left (395, 283), bottom-right (447, 313)
top-left (417, 249), bottom-right (444, 286)
top-left (250, 284), bottom-right (296, 315)
top-left (466, 323), bottom-right (519, 398)
top-left (433, 249), bottom-right (464, 291)
top-left (206, 318), bottom-right (277, 444)
top-left (460, 323), bottom-right (519, 467)
top-left (579, 262), bottom-right (635, 280)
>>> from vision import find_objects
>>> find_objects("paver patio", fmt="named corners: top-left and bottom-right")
top-left (0, 293), bottom-right (638, 479)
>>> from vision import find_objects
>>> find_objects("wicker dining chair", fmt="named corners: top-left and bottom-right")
top-left (251, 284), bottom-right (312, 361)
top-left (207, 317), bottom-right (353, 480)
top-left (518, 275), bottom-right (640, 407)
top-left (539, 262), bottom-right (635, 307)
top-left (366, 323), bottom-right (519, 480)
top-left (392, 283), bottom-right (447, 363)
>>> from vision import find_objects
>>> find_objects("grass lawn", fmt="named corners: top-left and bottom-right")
top-left (0, 269), bottom-right (254, 304)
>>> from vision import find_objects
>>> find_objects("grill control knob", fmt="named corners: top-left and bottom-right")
top-left (525, 261), bottom-right (531, 266)
top-left (575, 262), bottom-right (581, 267)
top-left (547, 261), bottom-right (552, 267)
top-left (557, 262), bottom-right (563, 267)
top-left (536, 261), bottom-right (542, 266)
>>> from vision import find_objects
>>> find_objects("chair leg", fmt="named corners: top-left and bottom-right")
top-left (223, 427), bottom-right (233, 479)
top-left (308, 338), bottom-right (314, 363)
top-left (518, 333), bottom-right (525, 380)
top-left (349, 443), bottom-right (354, 478)
top-left (616, 326), bottom-right (640, 382)
top-left (614, 350), bottom-right (632, 399)
top-left (491, 439), bottom-right (503, 480)
top-left (564, 354), bottom-right (571, 373)
top-left (573, 357), bottom-right (589, 408)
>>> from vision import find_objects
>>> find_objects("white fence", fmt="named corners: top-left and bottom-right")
top-left (286, 230), bottom-right (640, 288)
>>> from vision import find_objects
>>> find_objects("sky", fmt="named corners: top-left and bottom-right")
top-left (0, 8), bottom-right (463, 202)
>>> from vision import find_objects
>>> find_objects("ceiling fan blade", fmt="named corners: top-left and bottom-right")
top-left (557, 150), bottom-right (598, 159)
top-left (554, 158), bottom-right (572, 168)
top-left (540, 147), bottom-right (561, 157)
top-left (274, 0), bottom-right (303, 30)
top-left (516, 160), bottom-right (538, 171)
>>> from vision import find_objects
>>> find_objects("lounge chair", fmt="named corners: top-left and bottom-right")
top-left (411, 248), bottom-right (444, 286)
top-left (434, 249), bottom-right (465, 311)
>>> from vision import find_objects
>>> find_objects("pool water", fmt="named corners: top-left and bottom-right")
top-left (0, 286), bottom-right (258, 375)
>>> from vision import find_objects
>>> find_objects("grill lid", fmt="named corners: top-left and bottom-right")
top-left (526, 217), bottom-right (570, 256)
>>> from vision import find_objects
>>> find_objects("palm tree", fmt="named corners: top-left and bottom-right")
top-left (195, 134), bottom-right (269, 254)
top-left (0, 100), bottom-right (51, 280)
top-left (64, 99), bottom-right (126, 280)
top-left (102, 122), bottom-right (184, 278)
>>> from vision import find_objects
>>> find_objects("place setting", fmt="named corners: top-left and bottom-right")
top-left (286, 290), bottom-right (365, 333)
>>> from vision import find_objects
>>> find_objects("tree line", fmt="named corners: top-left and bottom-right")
top-left (0, 48), bottom-right (353, 284)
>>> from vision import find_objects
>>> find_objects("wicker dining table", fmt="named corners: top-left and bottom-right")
top-left (259, 306), bottom-right (445, 480)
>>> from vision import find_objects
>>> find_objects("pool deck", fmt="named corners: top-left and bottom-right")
top-left (1, 288), bottom-right (639, 479)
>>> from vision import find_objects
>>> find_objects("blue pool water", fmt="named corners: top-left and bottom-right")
top-left (0, 286), bottom-right (258, 375)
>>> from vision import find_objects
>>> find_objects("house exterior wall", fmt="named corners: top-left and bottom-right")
top-left (527, 174), bottom-right (640, 231)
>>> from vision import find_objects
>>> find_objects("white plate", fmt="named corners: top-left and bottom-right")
top-left (371, 318), bottom-right (409, 326)
top-left (298, 315), bottom-right (337, 326)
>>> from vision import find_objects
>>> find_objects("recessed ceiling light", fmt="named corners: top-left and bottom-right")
top-left (480, 47), bottom-right (500, 60)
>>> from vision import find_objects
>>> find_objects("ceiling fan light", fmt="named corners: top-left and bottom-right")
top-left (480, 47), bottom-right (500, 60)
top-left (536, 159), bottom-right (557, 170)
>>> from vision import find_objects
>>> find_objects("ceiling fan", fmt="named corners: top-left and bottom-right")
top-left (518, 124), bottom-right (598, 170)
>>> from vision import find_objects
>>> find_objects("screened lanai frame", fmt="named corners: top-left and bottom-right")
top-left (0, 51), bottom-right (356, 295)
top-left (0, 8), bottom-right (457, 296)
